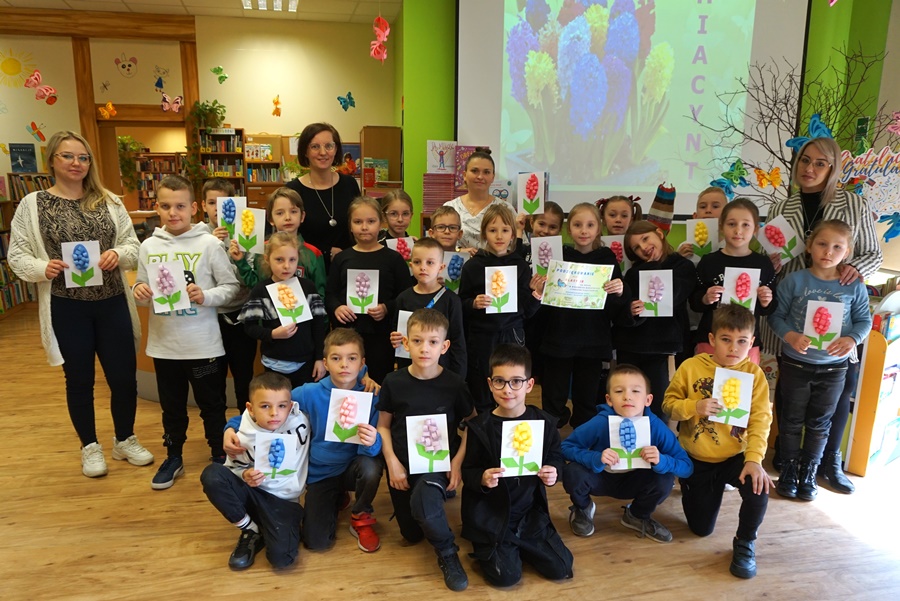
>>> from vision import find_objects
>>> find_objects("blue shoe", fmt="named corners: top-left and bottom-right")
top-left (151, 456), bottom-right (184, 490)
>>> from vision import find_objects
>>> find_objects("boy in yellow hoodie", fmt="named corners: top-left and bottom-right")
top-left (663, 304), bottom-right (773, 580)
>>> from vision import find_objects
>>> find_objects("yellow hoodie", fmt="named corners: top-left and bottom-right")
top-left (663, 354), bottom-right (772, 465)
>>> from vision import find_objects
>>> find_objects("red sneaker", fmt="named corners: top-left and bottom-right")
top-left (349, 512), bottom-right (380, 552)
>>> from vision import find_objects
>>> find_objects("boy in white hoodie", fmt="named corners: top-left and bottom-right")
top-left (201, 372), bottom-right (310, 570)
top-left (134, 175), bottom-right (240, 490)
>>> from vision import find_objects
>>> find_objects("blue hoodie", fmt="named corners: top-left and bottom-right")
top-left (561, 404), bottom-right (693, 478)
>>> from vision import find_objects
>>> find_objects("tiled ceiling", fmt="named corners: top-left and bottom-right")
top-left (0, 0), bottom-right (402, 23)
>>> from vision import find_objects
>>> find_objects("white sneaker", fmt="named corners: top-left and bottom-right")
top-left (112, 435), bottom-right (155, 466)
top-left (82, 442), bottom-right (109, 478)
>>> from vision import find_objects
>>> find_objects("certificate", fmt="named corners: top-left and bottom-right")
top-left (540, 260), bottom-right (613, 310)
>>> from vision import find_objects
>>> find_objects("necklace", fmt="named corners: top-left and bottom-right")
top-left (310, 174), bottom-right (336, 227)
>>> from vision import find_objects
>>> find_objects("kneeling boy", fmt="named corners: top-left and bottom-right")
top-left (663, 304), bottom-right (773, 579)
top-left (562, 364), bottom-right (693, 543)
top-left (462, 344), bottom-right (573, 587)
top-left (201, 373), bottom-right (310, 570)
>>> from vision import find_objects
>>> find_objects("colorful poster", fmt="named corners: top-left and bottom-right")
top-left (608, 415), bottom-right (651, 471)
top-left (709, 367), bottom-right (755, 428)
top-left (530, 235), bottom-right (563, 276)
top-left (758, 215), bottom-right (804, 260)
top-left (485, 265), bottom-right (518, 314)
top-left (499, 419), bottom-right (544, 477)
top-left (265, 278), bottom-right (312, 326)
top-left (541, 260), bottom-right (613, 310)
top-left (254, 432), bottom-right (299, 479)
top-left (428, 140), bottom-right (457, 173)
top-left (802, 300), bottom-right (845, 351)
top-left (638, 269), bottom-right (673, 317)
top-left (346, 269), bottom-right (379, 314)
top-left (323, 388), bottom-right (374, 445)
top-left (722, 267), bottom-right (760, 311)
top-left (406, 414), bottom-right (452, 474)
top-left (147, 260), bottom-right (191, 313)
top-left (61, 240), bottom-right (103, 288)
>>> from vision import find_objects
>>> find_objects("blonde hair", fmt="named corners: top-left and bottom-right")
top-left (479, 203), bottom-right (517, 254)
top-left (566, 203), bottom-right (602, 250)
top-left (807, 219), bottom-right (854, 262)
top-left (348, 196), bottom-right (382, 224)
top-left (791, 137), bottom-right (842, 200)
top-left (262, 232), bottom-right (300, 276)
top-left (45, 131), bottom-right (113, 212)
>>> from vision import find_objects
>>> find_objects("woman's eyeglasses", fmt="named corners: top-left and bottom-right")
top-left (54, 152), bottom-right (92, 164)
top-left (308, 143), bottom-right (336, 153)
top-left (798, 156), bottom-right (830, 170)
top-left (489, 377), bottom-right (528, 391)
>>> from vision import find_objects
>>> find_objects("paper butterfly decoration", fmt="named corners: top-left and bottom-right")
top-left (370, 15), bottom-right (390, 63)
top-left (878, 213), bottom-right (900, 244)
top-left (272, 95), bottom-right (281, 117)
top-left (753, 166), bottom-right (782, 189)
top-left (337, 92), bottom-right (355, 111)
top-left (23, 69), bottom-right (58, 105)
top-left (709, 178), bottom-right (736, 200)
top-left (99, 80), bottom-right (110, 93)
top-left (887, 111), bottom-right (900, 137)
top-left (785, 113), bottom-right (834, 152)
top-left (97, 101), bottom-right (117, 120)
top-left (210, 65), bottom-right (228, 84)
top-left (161, 93), bottom-right (183, 113)
top-left (720, 159), bottom-right (749, 186)
top-left (26, 121), bottom-right (45, 143)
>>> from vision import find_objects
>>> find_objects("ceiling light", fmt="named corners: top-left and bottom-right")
top-left (257, 0), bottom-right (267, 10)
top-left (242, 0), bottom-right (252, 9)
top-left (288, 0), bottom-right (298, 11)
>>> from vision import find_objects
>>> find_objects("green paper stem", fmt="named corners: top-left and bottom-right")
top-left (416, 442), bottom-right (450, 472)
top-left (614, 447), bottom-right (644, 470)
top-left (643, 301), bottom-right (659, 317)
top-left (350, 294), bottom-right (374, 313)
top-left (71, 266), bottom-right (95, 287)
top-left (490, 292), bottom-right (510, 311)
top-left (714, 407), bottom-right (750, 425)
top-left (221, 219), bottom-right (235, 239)
top-left (238, 233), bottom-right (258, 253)
top-left (277, 305), bottom-right (305, 323)
top-left (332, 421), bottom-right (359, 442)
top-left (523, 196), bottom-right (541, 215)
top-left (535, 264), bottom-right (548, 277)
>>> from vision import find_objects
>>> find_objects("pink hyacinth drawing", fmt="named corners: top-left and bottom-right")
top-left (153, 265), bottom-right (182, 312)
top-left (643, 274), bottom-right (664, 316)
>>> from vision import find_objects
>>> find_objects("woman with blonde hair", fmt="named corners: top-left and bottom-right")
top-left (8, 130), bottom-right (153, 478)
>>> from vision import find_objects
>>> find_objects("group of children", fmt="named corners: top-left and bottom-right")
top-left (127, 174), bottom-right (871, 588)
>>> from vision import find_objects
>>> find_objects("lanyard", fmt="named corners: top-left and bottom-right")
top-left (426, 287), bottom-right (447, 309)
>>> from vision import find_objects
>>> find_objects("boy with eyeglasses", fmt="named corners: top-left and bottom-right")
top-left (377, 308), bottom-right (475, 591)
top-left (427, 206), bottom-right (464, 252)
top-left (460, 344), bottom-right (573, 587)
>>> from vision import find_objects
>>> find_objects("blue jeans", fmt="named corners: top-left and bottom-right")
top-left (778, 357), bottom-right (848, 463)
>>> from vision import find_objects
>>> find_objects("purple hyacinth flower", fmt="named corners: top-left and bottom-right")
top-left (601, 54), bottom-right (632, 131)
top-left (569, 54), bottom-right (607, 139)
top-left (605, 11), bottom-right (640, 65)
top-left (558, 15), bottom-right (591, 101)
top-left (507, 18), bottom-right (539, 105)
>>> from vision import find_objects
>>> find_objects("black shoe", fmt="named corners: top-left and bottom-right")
top-left (150, 456), bottom-right (184, 490)
top-left (229, 530), bottom-right (264, 570)
top-left (730, 537), bottom-right (757, 579)
top-left (818, 451), bottom-right (855, 494)
top-left (772, 437), bottom-right (783, 471)
top-left (775, 459), bottom-right (799, 498)
top-left (210, 454), bottom-right (226, 464)
top-left (437, 549), bottom-right (468, 591)
top-left (797, 460), bottom-right (819, 501)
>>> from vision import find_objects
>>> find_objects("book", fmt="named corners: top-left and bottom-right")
top-left (10, 144), bottom-right (38, 173)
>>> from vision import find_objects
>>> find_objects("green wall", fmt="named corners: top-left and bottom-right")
top-left (400, 0), bottom-right (457, 236)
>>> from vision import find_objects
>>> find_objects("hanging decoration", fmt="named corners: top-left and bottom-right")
top-left (210, 66), bottom-right (228, 84)
top-left (26, 121), bottom-right (45, 143)
top-left (337, 91), bottom-right (355, 112)
top-left (753, 167), bottom-right (782, 189)
top-left (23, 70), bottom-right (57, 105)
top-left (272, 95), bottom-right (281, 117)
top-left (161, 93), bottom-right (183, 113)
top-left (785, 113), bottom-right (834, 152)
top-left (370, 15), bottom-right (390, 63)
top-left (97, 101), bottom-right (117, 120)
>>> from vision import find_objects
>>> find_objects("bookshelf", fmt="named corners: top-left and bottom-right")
top-left (359, 125), bottom-right (402, 197)
top-left (130, 153), bottom-right (180, 210)
top-left (200, 127), bottom-right (245, 195)
top-left (245, 133), bottom-right (282, 210)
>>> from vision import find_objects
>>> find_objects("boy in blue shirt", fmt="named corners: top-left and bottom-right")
top-left (562, 364), bottom-right (693, 543)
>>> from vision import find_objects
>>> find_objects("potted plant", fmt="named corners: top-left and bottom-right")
top-left (117, 135), bottom-right (146, 192)
top-left (182, 100), bottom-right (227, 186)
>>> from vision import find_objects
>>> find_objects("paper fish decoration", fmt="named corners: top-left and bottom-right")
top-left (753, 167), bottom-right (782, 188)
top-left (887, 111), bottom-right (900, 137)
top-left (337, 91), bottom-right (355, 111)
top-left (97, 101), bottom-right (117, 120)
top-left (26, 121), bottom-right (45, 143)
top-left (720, 160), bottom-right (749, 186)
top-left (210, 65), bottom-right (228, 84)
top-left (786, 113), bottom-right (834, 152)
top-left (23, 69), bottom-right (58, 105)
top-left (161, 93), bottom-right (183, 113)
top-left (272, 95), bottom-right (281, 117)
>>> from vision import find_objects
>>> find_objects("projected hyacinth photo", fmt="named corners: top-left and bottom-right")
top-left (506, 0), bottom-right (673, 181)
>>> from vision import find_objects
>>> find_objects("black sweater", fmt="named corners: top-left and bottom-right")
top-left (540, 246), bottom-right (632, 359)
top-left (392, 285), bottom-right (468, 378)
top-left (326, 246), bottom-right (415, 336)
top-left (239, 276), bottom-right (327, 363)
top-left (458, 250), bottom-right (540, 336)
top-left (688, 250), bottom-right (778, 347)
top-left (616, 252), bottom-right (696, 354)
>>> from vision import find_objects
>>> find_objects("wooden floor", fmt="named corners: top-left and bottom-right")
top-left (2, 303), bottom-right (900, 601)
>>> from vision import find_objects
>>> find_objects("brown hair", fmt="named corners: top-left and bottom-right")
top-left (267, 187), bottom-right (304, 224)
top-left (381, 190), bottom-right (414, 213)
top-left (347, 196), bottom-right (382, 226)
top-left (201, 177), bottom-right (236, 199)
top-left (465, 146), bottom-right (494, 171)
top-left (412, 236), bottom-right (445, 255)
top-left (489, 343), bottom-right (532, 378)
top-left (597, 195), bottom-right (643, 223)
top-left (624, 220), bottom-right (673, 262)
top-left (791, 137), bottom-right (841, 200)
top-left (324, 328), bottom-right (365, 358)
top-left (697, 186), bottom-right (728, 206)
top-left (719, 197), bottom-right (760, 230)
top-left (807, 219), bottom-right (854, 261)
top-left (158, 174), bottom-right (194, 202)
top-left (262, 231), bottom-right (300, 276)
top-left (407, 308), bottom-right (449, 339)
top-left (248, 372), bottom-right (292, 399)
top-left (566, 202), bottom-right (603, 249)
top-left (532, 201), bottom-right (565, 228)
top-left (296, 122), bottom-right (343, 168)
top-left (45, 130), bottom-right (112, 212)
top-left (479, 203), bottom-right (517, 253)
top-left (710, 304), bottom-right (755, 335)
top-left (430, 205), bottom-right (462, 225)
top-left (607, 363), bottom-right (651, 393)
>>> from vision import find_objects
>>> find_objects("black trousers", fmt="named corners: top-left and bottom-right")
top-left (200, 462), bottom-right (302, 569)
top-left (153, 356), bottom-right (227, 457)
top-left (361, 330), bottom-right (394, 384)
top-left (466, 328), bottom-right (525, 414)
top-left (218, 311), bottom-right (258, 408)
top-left (471, 514), bottom-right (573, 587)
top-left (680, 453), bottom-right (768, 541)
top-left (778, 357), bottom-right (848, 462)
top-left (51, 294), bottom-right (137, 446)
top-left (302, 456), bottom-right (383, 550)
top-left (563, 461), bottom-right (674, 519)
top-left (388, 472), bottom-right (456, 554)
top-left (541, 354), bottom-right (607, 428)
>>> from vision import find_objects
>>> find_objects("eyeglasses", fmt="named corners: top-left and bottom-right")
top-left (432, 224), bottom-right (460, 233)
top-left (54, 152), bottom-right (92, 164)
top-left (798, 156), bottom-right (830, 170)
top-left (308, 143), bottom-right (336, 153)
top-left (386, 210), bottom-right (411, 220)
top-left (489, 377), bottom-right (528, 391)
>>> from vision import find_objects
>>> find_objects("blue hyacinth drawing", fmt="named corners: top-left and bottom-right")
top-left (70, 243), bottom-right (95, 287)
top-left (445, 254), bottom-right (464, 292)
top-left (266, 438), bottom-right (296, 479)
top-left (220, 197), bottom-right (236, 239)
top-left (614, 418), bottom-right (643, 469)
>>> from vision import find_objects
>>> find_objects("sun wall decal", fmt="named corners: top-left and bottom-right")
top-left (0, 48), bottom-right (37, 88)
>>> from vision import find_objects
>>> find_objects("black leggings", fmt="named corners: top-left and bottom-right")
top-left (51, 294), bottom-right (137, 446)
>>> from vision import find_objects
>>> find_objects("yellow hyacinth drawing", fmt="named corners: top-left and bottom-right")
top-left (502, 421), bottom-right (540, 476)
top-left (238, 209), bottom-right (259, 253)
top-left (511, 422), bottom-right (532, 456)
top-left (715, 376), bottom-right (748, 425)
top-left (489, 269), bottom-right (510, 312)
top-left (277, 284), bottom-right (296, 310)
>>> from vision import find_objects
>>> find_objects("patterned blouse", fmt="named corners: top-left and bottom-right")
top-left (38, 191), bottom-right (124, 300)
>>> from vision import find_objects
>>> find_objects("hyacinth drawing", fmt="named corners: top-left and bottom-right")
top-left (809, 306), bottom-right (837, 350)
top-left (764, 224), bottom-right (797, 259)
top-left (731, 272), bottom-right (753, 308)
top-left (692, 221), bottom-right (712, 257)
top-left (536, 240), bottom-right (553, 276)
top-left (508, 0), bottom-right (673, 181)
top-left (153, 264), bottom-right (182, 312)
top-left (501, 422), bottom-right (540, 476)
top-left (610, 240), bottom-right (624, 265)
top-left (522, 172), bottom-right (542, 214)
top-left (238, 209), bottom-right (257, 253)
top-left (220, 197), bottom-right (236, 238)
top-left (613, 417), bottom-right (643, 469)
top-left (715, 377), bottom-right (749, 424)
top-left (70, 243), bottom-right (95, 287)
top-left (266, 438), bottom-right (297, 479)
top-left (489, 269), bottom-right (510, 311)
top-left (276, 283), bottom-right (305, 323)
top-left (643, 274), bottom-right (664, 316)
top-left (332, 396), bottom-right (360, 442)
top-left (350, 272), bottom-right (374, 313)
top-left (445, 254), bottom-right (465, 292)
top-left (395, 237), bottom-right (412, 262)
top-left (416, 418), bottom-right (450, 472)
